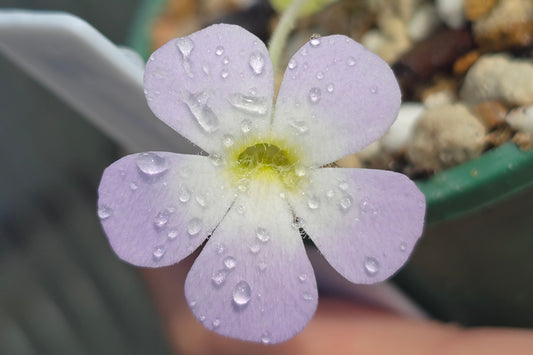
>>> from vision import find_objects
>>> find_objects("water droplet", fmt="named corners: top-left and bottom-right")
top-left (215, 45), bottom-right (224, 56)
top-left (199, 315), bottom-right (206, 322)
top-left (154, 211), bottom-right (169, 228)
top-left (168, 228), bottom-right (178, 240)
top-left (249, 51), bottom-right (265, 75)
top-left (237, 178), bottom-right (249, 192)
top-left (222, 56), bottom-right (229, 65)
top-left (175, 37), bottom-right (194, 57)
top-left (215, 243), bottom-right (225, 255)
top-left (228, 93), bottom-right (268, 115)
top-left (153, 246), bottom-right (165, 261)
top-left (240, 119), bottom-right (252, 133)
top-left (339, 195), bottom-right (353, 211)
top-left (250, 244), bottom-right (260, 254)
top-left (256, 227), bottom-right (270, 242)
top-left (182, 91), bottom-right (219, 133)
top-left (98, 206), bottom-right (112, 220)
top-left (257, 260), bottom-right (267, 271)
top-left (261, 331), bottom-right (271, 344)
top-left (370, 85), bottom-right (378, 94)
top-left (347, 56), bottom-right (356, 66)
top-left (301, 48), bottom-right (309, 56)
top-left (326, 189), bottom-right (335, 198)
top-left (308, 87), bottom-right (321, 104)
top-left (327, 83), bottom-right (335, 93)
top-left (233, 281), bottom-right (252, 306)
top-left (295, 166), bottom-right (307, 177)
top-left (288, 118), bottom-right (309, 134)
top-left (211, 269), bottom-right (228, 287)
top-left (189, 300), bottom-right (197, 307)
top-left (292, 217), bottom-right (305, 229)
top-left (316, 71), bottom-right (324, 80)
top-left (220, 68), bottom-right (229, 79)
top-left (136, 152), bottom-right (169, 175)
top-left (209, 153), bottom-right (224, 167)
top-left (360, 199), bottom-right (377, 215)
top-left (187, 217), bottom-right (202, 236)
top-left (364, 257), bottom-right (379, 276)
top-left (302, 292), bottom-right (314, 302)
top-left (202, 63), bottom-right (210, 75)
top-left (223, 256), bottom-right (236, 270)
top-left (212, 318), bottom-right (221, 328)
top-left (222, 134), bottom-right (235, 147)
top-left (400, 242), bottom-right (407, 252)
top-left (288, 59), bottom-right (297, 70)
top-left (307, 196), bottom-right (320, 209)
top-left (195, 194), bottom-right (207, 207)
top-left (178, 185), bottom-right (191, 203)
top-left (298, 273), bottom-right (308, 282)
top-left (236, 204), bottom-right (246, 215)
top-left (129, 182), bottom-right (138, 191)
top-left (338, 181), bottom-right (348, 190)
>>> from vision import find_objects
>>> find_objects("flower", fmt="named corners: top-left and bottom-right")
top-left (97, 24), bottom-right (426, 344)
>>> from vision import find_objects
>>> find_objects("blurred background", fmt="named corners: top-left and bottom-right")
top-left (0, 1), bottom-right (173, 354)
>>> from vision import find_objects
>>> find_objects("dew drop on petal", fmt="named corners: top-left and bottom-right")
top-left (167, 228), bottom-right (178, 240)
top-left (178, 185), bottom-right (191, 203)
top-left (288, 59), bottom-right (297, 70)
top-left (236, 204), bottom-right (246, 215)
top-left (129, 182), bottom-right (138, 191)
top-left (215, 242), bottom-right (225, 255)
top-left (222, 56), bottom-right (229, 65)
top-left (154, 211), bottom-right (169, 228)
top-left (202, 63), bottom-right (210, 75)
top-left (187, 217), bottom-right (202, 236)
top-left (338, 195), bottom-right (353, 211)
top-left (215, 45), bottom-right (224, 56)
top-left (153, 246), bottom-right (165, 261)
top-left (211, 269), bottom-right (228, 287)
top-left (261, 331), bottom-right (271, 344)
top-left (302, 292), bottom-right (314, 302)
top-left (209, 153), bottom-right (224, 167)
top-left (212, 318), bottom-right (221, 328)
top-left (298, 273), bottom-right (308, 282)
top-left (195, 194), bottom-right (207, 207)
top-left (327, 83), bottom-right (335, 93)
top-left (199, 315), bottom-right (206, 322)
top-left (316, 71), bottom-right (324, 80)
top-left (136, 152), bottom-right (169, 175)
top-left (347, 56), bottom-right (356, 66)
top-left (338, 181), bottom-right (348, 190)
top-left (175, 37), bottom-right (194, 57)
top-left (288, 118), bottom-right (309, 135)
top-left (222, 134), bottom-right (235, 147)
top-left (257, 260), bottom-right (267, 271)
top-left (307, 196), bottom-right (320, 209)
top-left (241, 119), bottom-right (252, 133)
top-left (233, 281), bottom-right (252, 306)
top-left (326, 189), bottom-right (335, 198)
top-left (364, 257), bottom-right (380, 276)
top-left (250, 244), bottom-right (260, 254)
top-left (220, 68), bottom-right (229, 79)
top-left (308, 87), bottom-right (321, 104)
top-left (310, 37), bottom-right (321, 47)
top-left (370, 85), bottom-right (378, 94)
top-left (229, 93), bottom-right (268, 115)
top-left (249, 51), bottom-right (265, 75)
top-left (182, 91), bottom-right (219, 133)
top-left (256, 227), bottom-right (270, 242)
top-left (223, 256), bottom-right (236, 270)
top-left (400, 242), bottom-right (407, 252)
top-left (292, 217), bottom-right (305, 229)
top-left (189, 300), bottom-right (197, 307)
top-left (98, 206), bottom-right (112, 220)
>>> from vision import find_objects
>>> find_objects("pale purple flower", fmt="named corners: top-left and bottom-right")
top-left (98, 24), bottom-right (425, 344)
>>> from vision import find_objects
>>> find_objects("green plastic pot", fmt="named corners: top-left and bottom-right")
top-left (128, 0), bottom-right (533, 327)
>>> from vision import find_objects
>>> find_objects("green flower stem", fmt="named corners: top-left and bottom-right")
top-left (268, 0), bottom-right (308, 73)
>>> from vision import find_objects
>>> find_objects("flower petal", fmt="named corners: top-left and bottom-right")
top-left (289, 168), bottom-right (425, 283)
top-left (272, 35), bottom-right (401, 166)
top-left (144, 24), bottom-right (274, 154)
top-left (184, 181), bottom-right (317, 344)
top-left (98, 152), bottom-right (233, 267)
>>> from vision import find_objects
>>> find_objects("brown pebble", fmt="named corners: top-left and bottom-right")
top-left (464, 0), bottom-right (496, 21)
top-left (485, 126), bottom-right (514, 147)
top-left (453, 50), bottom-right (481, 76)
top-left (392, 28), bottom-right (474, 99)
top-left (471, 100), bottom-right (509, 129)
top-left (513, 131), bottom-right (533, 150)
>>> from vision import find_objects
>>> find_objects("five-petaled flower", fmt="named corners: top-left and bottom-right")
top-left (98, 24), bottom-right (425, 344)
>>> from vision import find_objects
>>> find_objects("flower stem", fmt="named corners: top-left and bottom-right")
top-left (268, 0), bottom-right (307, 73)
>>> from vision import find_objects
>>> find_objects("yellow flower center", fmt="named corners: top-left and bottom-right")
top-left (226, 135), bottom-right (307, 192)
